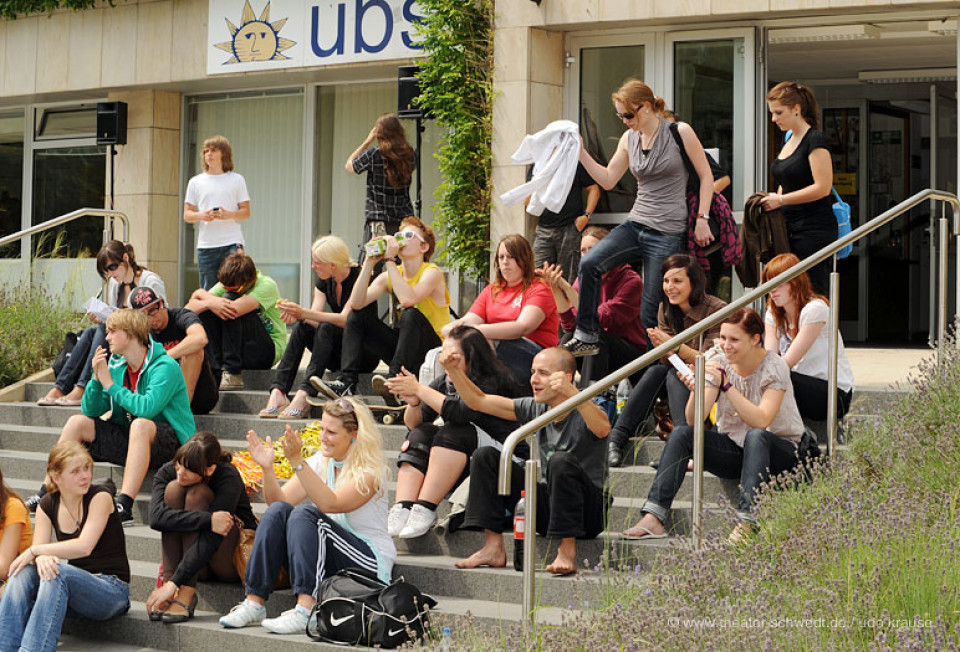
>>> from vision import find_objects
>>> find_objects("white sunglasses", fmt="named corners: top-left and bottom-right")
top-left (395, 229), bottom-right (424, 242)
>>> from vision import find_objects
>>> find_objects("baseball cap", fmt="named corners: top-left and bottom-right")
top-left (130, 286), bottom-right (162, 310)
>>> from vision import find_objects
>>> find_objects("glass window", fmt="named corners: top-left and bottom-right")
top-left (34, 107), bottom-right (97, 140)
top-left (673, 40), bottom-right (736, 206)
top-left (32, 146), bottom-right (105, 257)
top-left (579, 45), bottom-right (644, 215)
top-left (183, 89), bottom-right (305, 300)
top-left (0, 112), bottom-right (24, 259)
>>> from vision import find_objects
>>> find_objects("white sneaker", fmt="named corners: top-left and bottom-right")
top-left (219, 600), bottom-right (266, 628)
top-left (220, 371), bottom-right (245, 391)
top-left (398, 504), bottom-right (437, 539)
top-left (387, 503), bottom-right (411, 537)
top-left (262, 605), bottom-right (315, 635)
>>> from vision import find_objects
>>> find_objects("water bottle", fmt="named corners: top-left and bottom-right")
top-left (616, 379), bottom-right (632, 418)
top-left (438, 626), bottom-right (452, 650)
top-left (513, 491), bottom-right (526, 571)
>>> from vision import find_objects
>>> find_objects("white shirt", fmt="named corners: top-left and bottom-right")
top-left (499, 120), bottom-right (582, 216)
top-left (765, 299), bottom-right (855, 392)
top-left (184, 171), bottom-right (250, 249)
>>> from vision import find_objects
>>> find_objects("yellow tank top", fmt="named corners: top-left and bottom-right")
top-left (388, 262), bottom-right (450, 337)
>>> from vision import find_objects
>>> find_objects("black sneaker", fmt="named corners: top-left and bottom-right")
top-left (309, 376), bottom-right (356, 399)
top-left (24, 489), bottom-right (46, 513)
top-left (115, 502), bottom-right (134, 527)
top-left (561, 338), bottom-right (600, 358)
top-left (371, 374), bottom-right (400, 408)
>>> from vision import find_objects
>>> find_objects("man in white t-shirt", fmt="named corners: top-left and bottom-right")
top-left (184, 135), bottom-right (252, 289)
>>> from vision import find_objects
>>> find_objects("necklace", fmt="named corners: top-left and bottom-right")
top-left (62, 496), bottom-right (83, 529)
top-left (639, 117), bottom-right (661, 159)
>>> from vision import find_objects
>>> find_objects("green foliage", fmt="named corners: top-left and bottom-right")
top-left (413, 0), bottom-right (494, 280)
top-left (0, 0), bottom-right (110, 20)
top-left (0, 285), bottom-right (83, 387)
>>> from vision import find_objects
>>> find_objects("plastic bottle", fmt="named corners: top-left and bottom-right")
top-left (438, 626), bottom-right (452, 650)
top-left (513, 491), bottom-right (526, 571)
top-left (615, 378), bottom-right (632, 417)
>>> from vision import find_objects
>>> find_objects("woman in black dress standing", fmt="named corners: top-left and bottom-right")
top-left (761, 82), bottom-right (836, 294)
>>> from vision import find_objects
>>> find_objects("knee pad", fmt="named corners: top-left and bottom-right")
top-left (397, 439), bottom-right (431, 474)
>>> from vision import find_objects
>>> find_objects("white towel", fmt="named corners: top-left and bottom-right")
top-left (499, 120), bottom-right (582, 216)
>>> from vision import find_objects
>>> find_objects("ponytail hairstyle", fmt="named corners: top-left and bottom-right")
top-left (174, 431), bottom-right (232, 479)
top-left (660, 254), bottom-right (708, 334)
top-left (96, 240), bottom-right (146, 280)
top-left (767, 81), bottom-right (821, 130)
top-left (319, 398), bottom-right (388, 496)
top-left (761, 253), bottom-right (828, 336)
top-left (722, 308), bottom-right (765, 346)
top-left (611, 79), bottom-right (666, 115)
top-left (0, 466), bottom-right (24, 525)
top-left (374, 113), bottom-right (414, 189)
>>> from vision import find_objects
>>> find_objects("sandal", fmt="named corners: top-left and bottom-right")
top-left (258, 404), bottom-right (287, 418)
top-left (161, 593), bottom-right (198, 624)
top-left (37, 396), bottom-right (61, 406)
top-left (278, 406), bottom-right (308, 419)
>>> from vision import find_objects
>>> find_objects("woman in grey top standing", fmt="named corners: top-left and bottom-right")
top-left (564, 79), bottom-right (716, 356)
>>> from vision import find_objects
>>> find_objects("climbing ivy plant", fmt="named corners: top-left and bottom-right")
top-left (414, 0), bottom-right (494, 281)
top-left (1, 0), bottom-right (109, 19)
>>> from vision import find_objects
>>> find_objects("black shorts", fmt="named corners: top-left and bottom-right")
top-left (88, 418), bottom-right (181, 469)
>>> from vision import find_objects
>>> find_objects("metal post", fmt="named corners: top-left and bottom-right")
top-left (827, 264), bottom-right (840, 457)
top-left (691, 355), bottom-right (705, 549)
top-left (939, 216), bottom-right (949, 363)
top-left (522, 436), bottom-right (539, 635)
top-left (953, 202), bottom-right (960, 350)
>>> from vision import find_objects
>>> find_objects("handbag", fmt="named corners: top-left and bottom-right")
top-left (232, 524), bottom-right (290, 590)
top-left (306, 567), bottom-right (437, 648)
top-left (832, 188), bottom-right (852, 259)
top-left (51, 331), bottom-right (78, 377)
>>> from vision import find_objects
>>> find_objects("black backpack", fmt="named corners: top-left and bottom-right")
top-left (306, 567), bottom-right (437, 648)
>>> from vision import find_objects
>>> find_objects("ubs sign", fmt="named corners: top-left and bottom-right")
top-left (207, 0), bottom-right (423, 75)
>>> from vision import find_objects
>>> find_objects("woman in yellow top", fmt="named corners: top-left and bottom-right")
top-left (0, 467), bottom-right (33, 585)
top-left (313, 217), bottom-right (450, 407)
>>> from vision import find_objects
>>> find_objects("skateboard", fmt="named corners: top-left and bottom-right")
top-left (367, 404), bottom-right (406, 425)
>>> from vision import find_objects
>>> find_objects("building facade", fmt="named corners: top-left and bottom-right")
top-left (1, 0), bottom-right (958, 343)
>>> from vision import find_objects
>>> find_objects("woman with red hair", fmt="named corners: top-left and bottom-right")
top-left (762, 253), bottom-right (854, 421)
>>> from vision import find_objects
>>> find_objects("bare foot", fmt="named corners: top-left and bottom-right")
top-left (455, 545), bottom-right (506, 569)
top-left (267, 389), bottom-right (289, 410)
top-left (288, 391), bottom-right (309, 412)
top-left (623, 513), bottom-right (667, 539)
top-left (43, 388), bottom-right (65, 400)
top-left (63, 387), bottom-right (84, 402)
top-left (545, 541), bottom-right (577, 576)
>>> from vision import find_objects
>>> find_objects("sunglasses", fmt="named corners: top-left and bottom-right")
top-left (395, 229), bottom-right (424, 243)
top-left (143, 303), bottom-right (163, 317)
top-left (336, 398), bottom-right (355, 413)
top-left (615, 111), bottom-right (636, 120)
top-left (104, 262), bottom-right (120, 273)
top-left (220, 283), bottom-right (246, 294)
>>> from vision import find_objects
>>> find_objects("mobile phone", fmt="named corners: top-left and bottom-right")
top-left (212, 206), bottom-right (220, 212)
top-left (668, 354), bottom-right (694, 379)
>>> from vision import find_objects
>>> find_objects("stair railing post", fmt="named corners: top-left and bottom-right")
top-left (939, 215), bottom-right (949, 365)
top-left (827, 260), bottom-right (840, 458)
top-left (522, 436), bottom-right (540, 636)
top-left (692, 355), bottom-right (706, 549)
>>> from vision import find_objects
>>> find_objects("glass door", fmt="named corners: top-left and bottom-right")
top-left (565, 33), bottom-right (654, 223)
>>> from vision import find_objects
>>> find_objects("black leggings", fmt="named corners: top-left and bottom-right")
top-left (790, 371), bottom-right (852, 421)
top-left (340, 307), bottom-right (440, 383)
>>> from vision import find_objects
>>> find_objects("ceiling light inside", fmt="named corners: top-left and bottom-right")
top-left (769, 25), bottom-right (881, 44)
top-left (858, 68), bottom-right (956, 84)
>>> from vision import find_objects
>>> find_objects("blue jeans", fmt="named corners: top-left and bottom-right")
top-left (573, 221), bottom-right (684, 340)
top-left (642, 426), bottom-right (799, 523)
top-left (54, 324), bottom-right (107, 393)
top-left (245, 502), bottom-right (376, 601)
top-left (0, 563), bottom-right (130, 652)
top-left (197, 243), bottom-right (242, 290)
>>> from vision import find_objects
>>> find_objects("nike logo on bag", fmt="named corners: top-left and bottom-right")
top-left (330, 614), bottom-right (354, 626)
top-left (387, 627), bottom-right (405, 637)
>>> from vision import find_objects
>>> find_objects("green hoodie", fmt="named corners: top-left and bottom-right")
top-left (81, 339), bottom-right (196, 444)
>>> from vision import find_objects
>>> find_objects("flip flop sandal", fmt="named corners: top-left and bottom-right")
top-left (622, 525), bottom-right (668, 540)
top-left (278, 406), bottom-right (308, 419)
top-left (258, 404), bottom-right (286, 418)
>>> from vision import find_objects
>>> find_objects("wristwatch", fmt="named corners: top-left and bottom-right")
top-left (292, 461), bottom-right (304, 473)
top-left (697, 213), bottom-right (709, 221)
top-left (583, 212), bottom-right (592, 218)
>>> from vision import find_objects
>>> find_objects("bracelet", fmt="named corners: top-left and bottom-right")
top-left (292, 461), bottom-right (304, 473)
top-left (696, 213), bottom-right (709, 221)
top-left (778, 194), bottom-right (784, 206)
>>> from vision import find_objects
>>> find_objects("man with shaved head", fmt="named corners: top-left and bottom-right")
top-left (441, 347), bottom-right (610, 575)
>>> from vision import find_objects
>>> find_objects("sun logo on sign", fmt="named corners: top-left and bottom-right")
top-left (214, 0), bottom-right (296, 64)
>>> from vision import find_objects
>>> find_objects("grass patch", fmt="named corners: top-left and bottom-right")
top-left (458, 347), bottom-right (960, 650)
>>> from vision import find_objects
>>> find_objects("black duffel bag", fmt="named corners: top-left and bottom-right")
top-left (306, 567), bottom-right (437, 648)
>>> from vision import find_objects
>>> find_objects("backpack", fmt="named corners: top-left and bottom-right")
top-left (306, 567), bottom-right (437, 648)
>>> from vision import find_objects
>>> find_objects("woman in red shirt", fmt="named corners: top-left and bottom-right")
top-left (443, 234), bottom-right (558, 386)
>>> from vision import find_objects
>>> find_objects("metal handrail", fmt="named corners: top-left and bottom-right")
top-left (0, 208), bottom-right (129, 250)
top-left (501, 188), bottom-right (960, 629)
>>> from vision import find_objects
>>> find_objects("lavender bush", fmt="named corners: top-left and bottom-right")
top-left (456, 349), bottom-right (960, 650)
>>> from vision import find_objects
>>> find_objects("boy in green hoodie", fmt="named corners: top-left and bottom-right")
top-left (57, 309), bottom-right (196, 525)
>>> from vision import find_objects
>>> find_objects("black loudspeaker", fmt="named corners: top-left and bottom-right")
top-left (398, 65), bottom-right (423, 118)
top-left (96, 102), bottom-right (128, 145)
